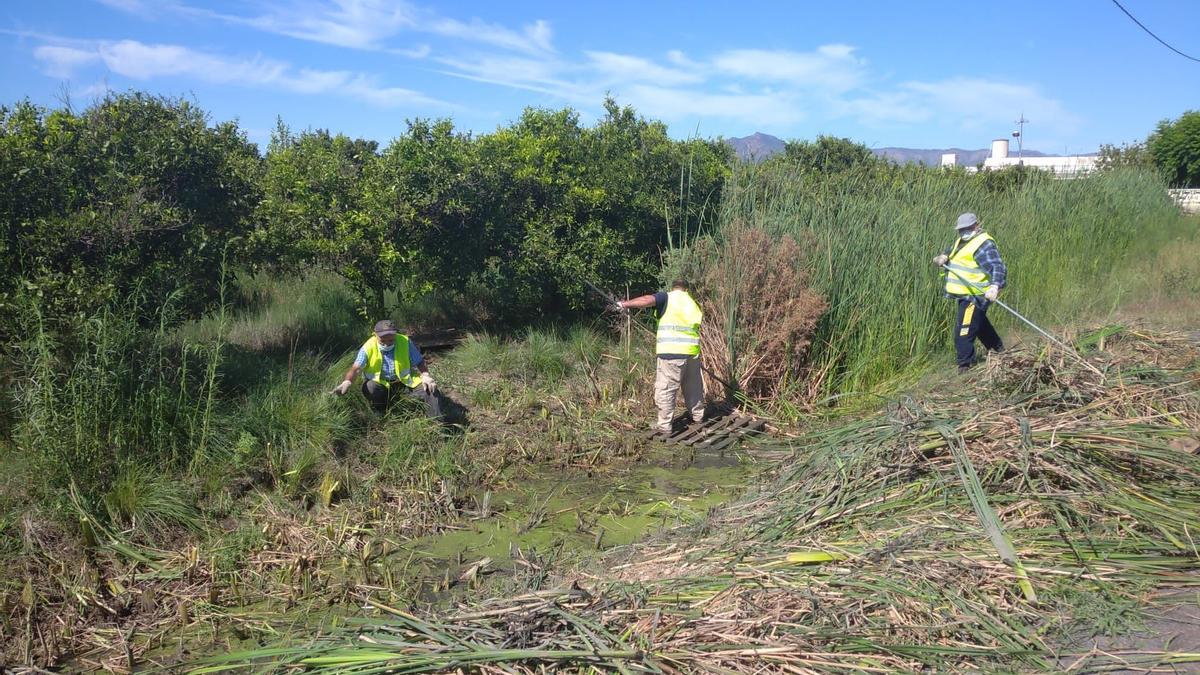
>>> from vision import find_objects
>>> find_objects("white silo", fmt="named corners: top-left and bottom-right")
top-left (991, 139), bottom-right (1009, 159)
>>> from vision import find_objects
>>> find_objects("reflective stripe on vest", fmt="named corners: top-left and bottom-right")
top-left (362, 334), bottom-right (421, 388)
top-left (656, 290), bottom-right (702, 356)
top-left (943, 232), bottom-right (994, 296)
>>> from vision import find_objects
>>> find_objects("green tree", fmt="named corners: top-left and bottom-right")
top-left (776, 135), bottom-right (881, 173)
top-left (361, 118), bottom-right (474, 312)
top-left (0, 93), bottom-right (261, 334)
top-left (1147, 110), bottom-right (1200, 187)
top-left (253, 123), bottom-right (384, 310)
top-left (1097, 141), bottom-right (1151, 172)
top-left (464, 99), bottom-right (729, 322)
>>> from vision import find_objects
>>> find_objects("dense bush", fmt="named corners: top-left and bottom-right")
top-left (1148, 110), bottom-right (1200, 188)
top-left (253, 99), bottom-right (730, 322)
top-left (0, 93), bottom-right (262, 337)
top-left (667, 225), bottom-right (827, 402)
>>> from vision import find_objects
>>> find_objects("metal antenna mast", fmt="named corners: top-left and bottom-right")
top-left (1013, 113), bottom-right (1029, 162)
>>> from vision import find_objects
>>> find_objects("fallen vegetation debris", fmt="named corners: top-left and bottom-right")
top-left (194, 327), bottom-right (1200, 673)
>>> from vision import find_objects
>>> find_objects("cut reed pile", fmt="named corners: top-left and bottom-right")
top-left (197, 327), bottom-right (1200, 673)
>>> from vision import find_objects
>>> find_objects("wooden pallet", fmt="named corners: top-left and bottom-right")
top-left (644, 410), bottom-right (767, 452)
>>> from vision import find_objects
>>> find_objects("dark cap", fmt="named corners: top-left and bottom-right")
top-left (373, 319), bottom-right (398, 336)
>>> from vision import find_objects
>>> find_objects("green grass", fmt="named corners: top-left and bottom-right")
top-left (446, 326), bottom-right (609, 387)
top-left (10, 293), bottom-right (224, 511)
top-left (374, 416), bottom-right (463, 479)
top-left (178, 270), bottom-right (362, 353)
top-left (104, 462), bottom-right (202, 532)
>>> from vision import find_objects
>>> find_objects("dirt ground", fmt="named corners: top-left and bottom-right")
top-left (1060, 588), bottom-right (1200, 673)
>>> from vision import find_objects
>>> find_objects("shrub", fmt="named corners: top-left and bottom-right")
top-left (0, 93), bottom-right (261, 337)
top-left (668, 225), bottom-right (827, 401)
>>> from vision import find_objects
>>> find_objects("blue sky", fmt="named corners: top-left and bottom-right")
top-left (3, 1), bottom-right (1198, 153)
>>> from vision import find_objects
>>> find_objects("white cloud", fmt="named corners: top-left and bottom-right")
top-left (158, 0), bottom-right (553, 55)
top-left (43, 4), bottom-right (1086, 145)
top-left (34, 45), bottom-right (100, 78)
top-left (434, 54), bottom-right (571, 97)
top-left (836, 92), bottom-right (932, 126)
top-left (34, 37), bottom-right (450, 109)
top-left (233, 0), bottom-right (416, 50)
top-left (623, 84), bottom-right (804, 128)
top-left (95, 0), bottom-right (149, 13)
top-left (585, 51), bottom-right (702, 87)
top-left (95, 0), bottom-right (187, 20)
top-left (666, 50), bottom-right (700, 69)
top-left (97, 40), bottom-right (286, 82)
top-left (427, 16), bottom-right (553, 54)
top-left (712, 46), bottom-right (866, 92)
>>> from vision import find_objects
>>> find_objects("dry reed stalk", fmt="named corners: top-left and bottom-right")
top-left (188, 328), bottom-right (1199, 674)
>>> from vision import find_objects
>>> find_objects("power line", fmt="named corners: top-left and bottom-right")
top-left (1110, 0), bottom-right (1200, 63)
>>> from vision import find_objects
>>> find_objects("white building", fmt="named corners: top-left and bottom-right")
top-left (981, 139), bottom-right (1097, 177)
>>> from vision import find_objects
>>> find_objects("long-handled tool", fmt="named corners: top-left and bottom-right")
top-left (940, 265), bottom-right (1101, 374)
top-left (583, 279), bottom-right (739, 393)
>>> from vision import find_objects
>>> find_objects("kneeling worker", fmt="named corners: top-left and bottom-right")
top-left (332, 320), bottom-right (440, 418)
top-left (616, 280), bottom-right (705, 433)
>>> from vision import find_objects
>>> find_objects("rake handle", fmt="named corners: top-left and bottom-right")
top-left (939, 265), bottom-right (1101, 374)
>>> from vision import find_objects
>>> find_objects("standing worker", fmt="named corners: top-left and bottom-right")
top-left (933, 213), bottom-right (1007, 373)
top-left (616, 280), bottom-right (705, 432)
top-left (332, 320), bottom-right (441, 418)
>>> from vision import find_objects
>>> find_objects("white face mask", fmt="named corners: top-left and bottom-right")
top-left (960, 228), bottom-right (977, 241)
top-left (380, 342), bottom-right (395, 353)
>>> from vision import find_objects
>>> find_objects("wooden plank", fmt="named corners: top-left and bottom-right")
top-left (670, 415), bottom-right (727, 445)
top-left (700, 434), bottom-right (740, 454)
top-left (645, 410), bottom-right (770, 447)
top-left (690, 416), bottom-right (753, 449)
top-left (738, 418), bottom-right (768, 436)
top-left (693, 416), bottom-right (767, 452)
top-left (659, 415), bottom-right (702, 445)
top-left (678, 415), bottom-right (736, 446)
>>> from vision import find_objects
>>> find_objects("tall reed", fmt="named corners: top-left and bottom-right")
top-left (12, 292), bottom-right (225, 510)
top-left (711, 164), bottom-right (1193, 397)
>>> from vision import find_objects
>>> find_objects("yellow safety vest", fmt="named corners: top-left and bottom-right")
top-left (943, 232), bottom-right (995, 297)
top-left (361, 334), bottom-right (421, 389)
top-left (656, 290), bottom-right (703, 356)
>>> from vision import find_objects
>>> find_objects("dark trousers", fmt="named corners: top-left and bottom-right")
top-left (362, 380), bottom-right (442, 419)
top-left (955, 298), bottom-right (1003, 368)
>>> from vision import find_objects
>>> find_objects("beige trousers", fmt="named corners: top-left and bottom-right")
top-left (654, 356), bottom-right (705, 432)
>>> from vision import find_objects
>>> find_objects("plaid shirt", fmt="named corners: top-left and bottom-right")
top-left (946, 235), bottom-right (1007, 289)
top-left (973, 239), bottom-right (1007, 289)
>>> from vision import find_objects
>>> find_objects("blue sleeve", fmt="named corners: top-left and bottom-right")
top-left (409, 341), bottom-right (423, 367)
top-left (353, 347), bottom-right (368, 367)
top-left (978, 241), bottom-right (1007, 288)
top-left (653, 292), bottom-right (668, 319)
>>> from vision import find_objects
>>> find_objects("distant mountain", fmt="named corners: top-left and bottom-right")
top-left (725, 132), bottom-right (1055, 166)
top-left (725, 132), bottom-right (786, 160)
